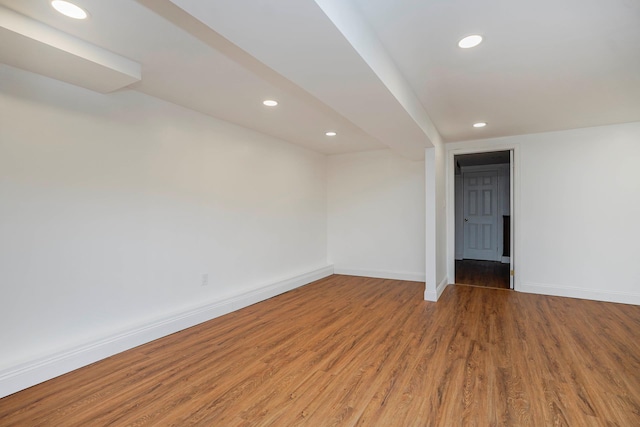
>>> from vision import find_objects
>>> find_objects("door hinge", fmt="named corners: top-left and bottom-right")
top-left (510, 270), bottom-right (515, 276)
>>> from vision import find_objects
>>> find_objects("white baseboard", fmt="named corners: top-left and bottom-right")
top-left (0, 265), bottom-right (334, 399)
top-left (501, 256), bottom-right (510, 264)
top-left (424, 276), bottom-right (448, 301)
top-left (519, 282), bottom-right (640, 306)
top-left (333, 268), bottom-right (425, 282)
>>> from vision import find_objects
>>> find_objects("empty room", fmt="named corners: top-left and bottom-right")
top-left (1, 0), bottom-right (639, 425)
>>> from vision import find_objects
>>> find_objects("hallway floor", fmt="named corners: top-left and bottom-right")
top-left (455, 259), bottom-right (510, 289)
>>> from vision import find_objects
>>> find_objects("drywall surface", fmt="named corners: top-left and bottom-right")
top-left (434, 141), bottom-right (447, 289)
top-left (327, 149), bottom-right (425, 281)
top-left (447, 121), bottom-right (640, 304)
top-left (424, 143), bottom-right (448, 300)
top-left (0, 64), bottom-right (328, 371)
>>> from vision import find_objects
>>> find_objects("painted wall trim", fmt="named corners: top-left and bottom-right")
top-left (519, 282), bottom-right (640, 306)
top-left (0, 265), bottom-right (334, 399)
top-left (334, 268), bottom-right (425, 282)
top-left (425, 276), bottom-right (448, 301)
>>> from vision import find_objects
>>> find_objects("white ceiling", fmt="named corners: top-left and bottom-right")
top-left (1, 0), bottom-right (639, 157)
top-left (351, 0), bottom-right (640, 142)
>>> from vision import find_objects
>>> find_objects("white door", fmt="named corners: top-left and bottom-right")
top-left (463, 171), bottom-right (499, 261)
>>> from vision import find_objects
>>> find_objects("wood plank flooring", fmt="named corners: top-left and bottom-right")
top-left (455, 259), bottom-right (511, 289)
top-left (1, 275), bottom-right (640, 426)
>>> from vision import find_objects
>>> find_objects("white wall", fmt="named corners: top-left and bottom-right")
top-left (454, 174), bottom-right (463, 259)
top-left (0, 65), bottom-right (329, 390)
top-left (327, 149), bottom-right (425, 281)
top-left (434, 142), bottom-right (447, 291)
top-left (425, 143), bottom-right (448, 300)
top-left (447, 122), bottom-right (640, 304)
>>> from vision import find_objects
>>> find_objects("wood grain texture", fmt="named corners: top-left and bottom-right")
top-left (1, 275), bottom-right (640, 426)
top-left (456, 259), bottom-right (510, 289)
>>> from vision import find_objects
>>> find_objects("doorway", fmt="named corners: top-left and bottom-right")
top-left (454, 150), bottom-right (512, 289)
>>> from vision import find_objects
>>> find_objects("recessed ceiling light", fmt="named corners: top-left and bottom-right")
top-left (325, 131), bottom-right (337, 137)
top-left (263, 100), bottom-right (278, 107)
top-left (51, 1), bottom-right (88, 19)
top-left (473, 122), bottom-right (487, 128)
top-left (458, 35), bottom-right (483, 49)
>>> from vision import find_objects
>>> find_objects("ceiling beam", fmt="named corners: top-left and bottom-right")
top-left (166, 0), bottom-right (438, 159)
top-left (313, 0), bottom-right (443, 150)
top-left (0, 6), bottom-right (141, 94)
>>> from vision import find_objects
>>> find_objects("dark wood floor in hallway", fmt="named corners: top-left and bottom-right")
top-left (456, 259), bottom-right (511, 289)
top-left (1, 275), bottom-right (640, 426)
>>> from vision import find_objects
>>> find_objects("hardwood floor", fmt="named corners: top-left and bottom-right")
top-left (2, 275), bottom-right (640, 426)
top-left (455, 259), bottom-right (511, 289)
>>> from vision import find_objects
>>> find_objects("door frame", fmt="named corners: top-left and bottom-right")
top-left (446, 145), bottom-right (520, 290)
